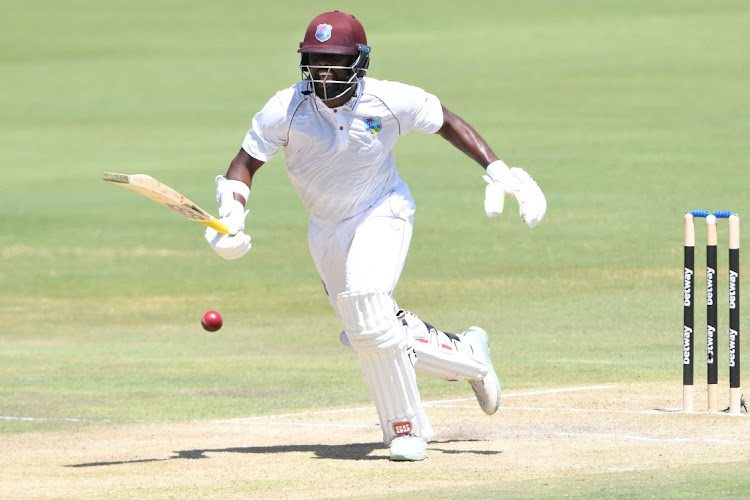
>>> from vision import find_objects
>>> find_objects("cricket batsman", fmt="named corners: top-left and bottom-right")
top-left (205, 10), bottom-right (547, 461)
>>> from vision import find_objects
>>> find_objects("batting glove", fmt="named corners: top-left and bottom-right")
top-left (483, 160), bottom-right (547, 228)
top-left (205, 227), bottom-right (252, 260)
top-left (204, 175), bottom-right (252, 259)
top-left (215, 175), bottom-right (250, 236)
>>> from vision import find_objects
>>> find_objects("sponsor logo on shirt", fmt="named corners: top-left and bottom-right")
top-left (315, 24), bottom-right (332, 42)
top-left (364, 116), bottom-right (382, 134)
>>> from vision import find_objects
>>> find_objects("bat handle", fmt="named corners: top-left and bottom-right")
top-left (200, 219), bottom-right (230, 235)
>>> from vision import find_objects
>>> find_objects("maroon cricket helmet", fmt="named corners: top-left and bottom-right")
top-left (298, 11), bottom-right (368, 55)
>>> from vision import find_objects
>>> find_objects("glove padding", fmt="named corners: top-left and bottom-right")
top-left (205, 227), bottom-right (252, 260)
top-left (483, 160), bottom-right (547, 228)
top-left (218, 198), bottom-right (248, 236)
top-left (213, 196), bottom-right (251, 259)
top-left (205, 175), bottom-right (252, 259)
top-left (483, 178), bottom-right (509, 217)
top-left (215, 175), bottom-right (250, 236)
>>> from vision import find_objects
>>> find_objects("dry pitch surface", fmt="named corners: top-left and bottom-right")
top-left (3, 383), bottom-right (749, 499)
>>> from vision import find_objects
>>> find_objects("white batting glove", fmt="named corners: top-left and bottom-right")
top-left (217, 198), bottom-right (248, 236)
top-left (483, 177), bottom-right (509, 216)
top-left (205, 227), bottom-right (252, 260)
top-left (215, 175), bottom-right (250, 236)
top-left (204, 175), bottom-right (252, 259)
top-left (484, 160), bottom-right (547, 228)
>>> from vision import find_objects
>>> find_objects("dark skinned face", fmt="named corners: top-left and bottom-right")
top-left (306, 53), bottom-right (357, 104)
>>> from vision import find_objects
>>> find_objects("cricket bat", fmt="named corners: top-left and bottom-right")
top-left (103, 172), bottom-right (229, 234)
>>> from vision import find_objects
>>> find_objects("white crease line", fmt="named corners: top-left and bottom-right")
top-left (426, 405), bottom-right (477, 409)
top-left (504, 406), bottom-right (666, 415)
top-left (656, 408), bottom-right (748, 417)
top-left (546, 431), bottom-right (750, 446)
top-left (423, 385), bottom-right (619, 407)
top-left (213, 407), bottom-right (375, 424)
top-left (213, 385), bottom-right (618, 424)
top-left (1, 416), bottom-right (90, 422)
top-left (501, 406), bottom-right (748, 417)
top-left (502, 385), bottom-right (618, 398)
top-left (263, 422), bottom-right (376, 429)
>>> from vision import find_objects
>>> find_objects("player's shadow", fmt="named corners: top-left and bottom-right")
top-left (66, 440), bottom-right (500, 467)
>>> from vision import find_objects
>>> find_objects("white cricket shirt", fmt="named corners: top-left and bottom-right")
top-left (242, 77), bottom-right (444, 223)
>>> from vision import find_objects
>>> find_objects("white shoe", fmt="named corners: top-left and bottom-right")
top-left (389, 435), bottom-right (427, 461)
top-left (463, 327), bottom-right (501, 415)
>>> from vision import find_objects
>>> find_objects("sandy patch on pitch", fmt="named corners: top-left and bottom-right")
top-left (2, 383), bottom-right (748, 499)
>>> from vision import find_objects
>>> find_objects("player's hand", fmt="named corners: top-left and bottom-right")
top-left (218, 199), bottom-right (248, 236)
top-left (215, 175), bottom-right (250, 236)
top-left (483, 175), bottom-right (510, 217)
top-left (484, 160), bottom-right (547, 228)
top-left (205, 174), bottom-right (252, 259)
top-left (512, 168), bottom-right (547, 228)
top-left (205, 227), bottom-right (252, 259)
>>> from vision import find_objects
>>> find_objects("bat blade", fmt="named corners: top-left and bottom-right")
top-left (103, 172), bottom-right (229, 234)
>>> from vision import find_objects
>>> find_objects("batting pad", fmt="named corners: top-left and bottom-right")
top-left (337, 290), bottom-right (433, 445)
top-left (400, 311), bottom-right (488, 382)
top-left (408, 336), bottom-right (488, 382)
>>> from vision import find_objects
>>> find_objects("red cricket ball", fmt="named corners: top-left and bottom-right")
top-left (201, 310), bottom-right (223, 332)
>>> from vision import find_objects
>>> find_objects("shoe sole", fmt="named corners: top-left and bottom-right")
top-left (389, 452), bottom-right (426, 461)
top-left (465, 327), bottom-right (501, 414)
top-left (389, 436), bottom-right (427, 461)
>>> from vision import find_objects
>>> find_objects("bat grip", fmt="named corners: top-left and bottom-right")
top-left (200, 219), bottom-right (230, 235)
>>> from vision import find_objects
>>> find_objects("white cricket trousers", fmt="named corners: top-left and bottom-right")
top-left (308, 181), bottom-right (415, 319)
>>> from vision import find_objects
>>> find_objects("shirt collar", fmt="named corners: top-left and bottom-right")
top-left (344, 81), bottom-right (363, 110)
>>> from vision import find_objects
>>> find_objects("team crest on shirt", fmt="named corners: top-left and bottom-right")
top-left (315, 24), bottom-right (333, 42)
top-left (363, 116), bottom-right (382, 134)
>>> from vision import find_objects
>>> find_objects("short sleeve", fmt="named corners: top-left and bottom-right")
top-left (383, 82), bottom-right (443, 135)
top-left (241, 92), bottom-right (290, 162)
top-left (408, 90), bottom-right (443, 134)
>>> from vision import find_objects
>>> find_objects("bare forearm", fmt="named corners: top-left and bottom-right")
top-left (227, 152), bottom-right (254, 187)
top-left (437, 106), bottom-right (499, 168)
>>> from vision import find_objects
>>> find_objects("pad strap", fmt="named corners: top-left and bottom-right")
top-left (399, 310), bottom-right (488, 382)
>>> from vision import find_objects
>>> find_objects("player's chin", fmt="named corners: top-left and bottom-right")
top-left (314, 83), bottom-right (350, 100)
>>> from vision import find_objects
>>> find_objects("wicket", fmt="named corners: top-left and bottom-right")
top-left (683, 210), bottom-right (741, 414)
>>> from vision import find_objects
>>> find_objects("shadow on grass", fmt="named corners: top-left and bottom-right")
top-left (66, 439), bottom-right (500, 467)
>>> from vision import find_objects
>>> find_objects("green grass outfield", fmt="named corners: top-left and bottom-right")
top-left (2, 0), bottom-right (749, 497)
